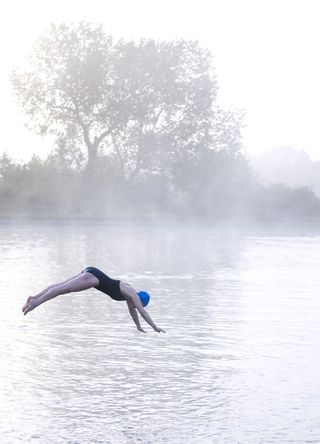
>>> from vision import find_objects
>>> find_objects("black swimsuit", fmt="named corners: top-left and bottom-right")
top-left (84, 267), bottom-right (125, 301)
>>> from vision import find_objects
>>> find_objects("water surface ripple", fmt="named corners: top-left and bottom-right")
top-left (0, 224), bottom-right (319, 443)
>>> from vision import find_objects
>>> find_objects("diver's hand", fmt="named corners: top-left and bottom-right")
top-left (23, 297), bottom-right (37, 316)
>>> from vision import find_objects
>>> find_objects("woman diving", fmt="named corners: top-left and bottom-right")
top-left (22, 266), bottom-right (165, 333)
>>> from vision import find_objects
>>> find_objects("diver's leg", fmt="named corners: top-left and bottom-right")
top-left (23, 272), bottom-right (99, 315)
top-left (22, 273), bottom-right (83, 312)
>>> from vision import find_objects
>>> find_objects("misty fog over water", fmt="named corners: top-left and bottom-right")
top-left (4, 22), bottom-right (320, 224)
top-left (1, 223), bottom-right (319, 443)
top-left (1, 15), bottom-right (320, 444)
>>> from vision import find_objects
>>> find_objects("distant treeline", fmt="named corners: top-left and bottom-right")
top-left (1, 151), bottom-right (320, 222)
top-left (3, 22), bottom-right (320, 222)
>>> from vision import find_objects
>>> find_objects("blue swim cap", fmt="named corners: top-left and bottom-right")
top-left (138, 291), bottom-right (150, 307)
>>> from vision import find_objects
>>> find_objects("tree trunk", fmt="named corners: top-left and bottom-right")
top-left (86, 142), bottom-right (98, 177)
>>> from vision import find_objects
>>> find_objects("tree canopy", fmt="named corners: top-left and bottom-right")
top-left (11, 22), bottom-right (304, 220)
top-left (11, 22), bottom-right (243, 186)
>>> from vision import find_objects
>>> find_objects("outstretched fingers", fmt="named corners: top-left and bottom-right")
top-left (23, 297), bottom-right (36, 316)
top-left (22, 296), bottom-right (32, 312)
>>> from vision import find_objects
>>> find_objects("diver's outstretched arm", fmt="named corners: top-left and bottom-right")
top-left (121, 284), bottom-right (165, 333)
top-left (126, 301), bottom-right (146, 332)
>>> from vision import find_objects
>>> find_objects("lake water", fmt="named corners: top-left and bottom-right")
top-left (0, 223), bottom-right (319, 443)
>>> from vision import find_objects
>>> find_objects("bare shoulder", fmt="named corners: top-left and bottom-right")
top-left (119, 281), bottom-right (138, 301)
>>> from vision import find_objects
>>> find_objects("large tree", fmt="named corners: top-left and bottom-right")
top-left (11, 22), bottom-right (220, 181)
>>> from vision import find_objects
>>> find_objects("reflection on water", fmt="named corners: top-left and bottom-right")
top-left (0, 223), bottom-right (320, 443)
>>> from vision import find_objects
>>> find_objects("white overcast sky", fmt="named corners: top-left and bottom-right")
top-left (1, 0), bottom-right (320, 161)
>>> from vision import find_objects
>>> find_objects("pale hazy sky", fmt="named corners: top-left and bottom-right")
top-left (1, 0), bottom-right (320, 161)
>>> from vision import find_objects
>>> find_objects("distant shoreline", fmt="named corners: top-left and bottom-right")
top-left (0, 215), bottom-right (319, 229)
